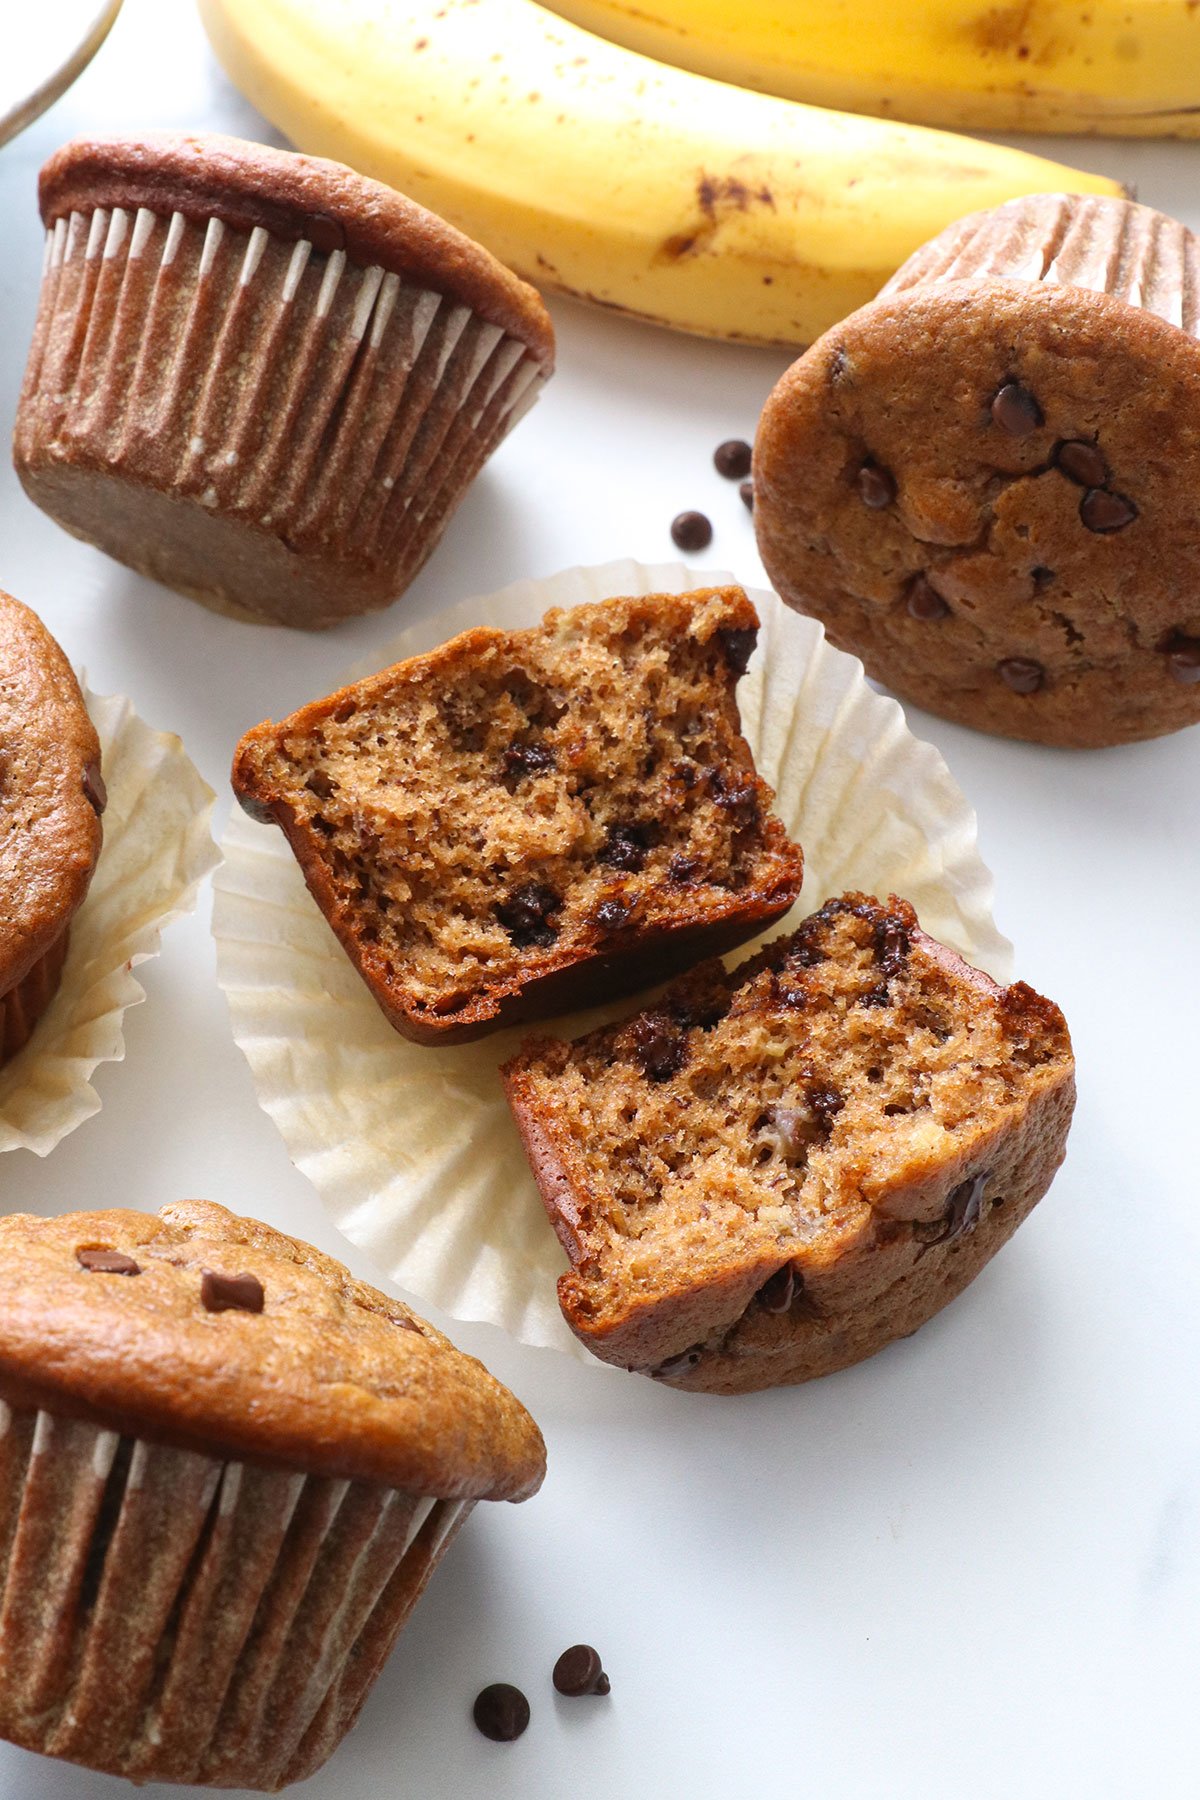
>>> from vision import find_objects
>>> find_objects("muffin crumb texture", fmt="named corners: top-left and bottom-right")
top-left (233, 589), bottom-right (804, 1041)
top-left (504, 894), bottom-right (1075, 1392)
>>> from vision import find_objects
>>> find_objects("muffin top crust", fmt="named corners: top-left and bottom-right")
top-left (38, 132), bottom-right (555, 369)
top-left (0, 1202), bottom-right (546, 1501)
top-left (0, 590), bottom-right (102, 989)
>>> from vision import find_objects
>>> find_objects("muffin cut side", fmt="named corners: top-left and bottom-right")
top-left (233, 588), bottom-right (804, 1042)
top-left (503, 894), bottom-right (1075, 1390)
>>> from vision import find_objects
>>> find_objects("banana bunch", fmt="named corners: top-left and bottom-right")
top-left (199, 0), bottom-right (1122, 346)
top-left (555, 0), bottom-right (1200, 137)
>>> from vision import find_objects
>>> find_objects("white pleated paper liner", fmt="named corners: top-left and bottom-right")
top-left (0, 687), bottom-right (219, 1156)
top-left (213, 559), bottom-right (1012, 1359)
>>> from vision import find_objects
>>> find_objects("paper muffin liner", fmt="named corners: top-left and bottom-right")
top-left (0, 685), bottom-right (218, 1156)
top-left (0, 1399), bottom-right (466, 1789)
top-left (15, 204), bottom-right (547, 626)
top-left (880, 192), bottom-right (1200, 334)
top-left (213, 558), bottom-right (1012, 1359)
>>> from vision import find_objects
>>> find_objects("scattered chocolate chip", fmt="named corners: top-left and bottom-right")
top-left (502, 740), bottom-right (556, 780)
top-left (496, 881), bottom-right (560, 948)
top-left (593, 897), bottom-right (632, 933)
top-left (997, 657), bottom-right (1045, 694)
top-left (709, 770), bottom-right (759, 828)
top-left (856, 462), bottom-right (895, 509)
top-left (650, 1345), bottom-right (703, 1379)
top-left (919, 1171), bottom-right (991, 1249)
top-left (1054, 439), bottom-right (1108, 487)
top-left (671, 510), bottom-right (713, 552)
top-left (82, 761), bottom-right (107, 815)
top-left (236, 791), bottom-right (277, 825)
top-left (713, 439), bottom-right (752, 480)
top-left (717, 626), bottom-right (756, 677)
top-left (1080, 488), bottom-right (1137, 533)
top-left (755, 1265), bottom-right (796, 1313)
top-left (200, 1269), bottom-right (265, 1314)
top-left (304, 769), bottom-right (335, 800)
top-left (739, 480), bottom-right (754, 511)
top-left (1031, 566), bottom-right (1056, 589)
top-left (553, 1644), bottom-right (610, 1697)
top-left (806, 1085), bottom-right (845, 1134)
top-left (1163, 633), bottom-right (1200, 683)
top-left (991, 380), bottom-right (1043, 437)
top-left (473, 1684), bottom-right (530, 1742)
top-left (906, 576), bottom-right (949, 621)
top-left (629, 1012), bottom-right (687, 1083)
top-left (600, 825), bottom-right (649, 872)
top-left (667, 853), bottom-right (699, 884)
top-left (77, 1247), bottom-right (139, 1275)
top-left (332, 701), bottom-right (357, 724)
top-left (875, 921), bottom-right (910, 980)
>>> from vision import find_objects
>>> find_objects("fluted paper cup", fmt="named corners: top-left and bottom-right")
top-left (15, 203), bottom-right (547, 628)
top-left (0, 1399), bottom-right (465, 1789)
top-left (213, 559), bottom-right (1011, 1359)
top-left (0, 686), bottom-right (218, 1156)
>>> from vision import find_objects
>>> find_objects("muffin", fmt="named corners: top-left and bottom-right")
top-left (14, 133), bottom-right (555, 629)
top-left (0, 1200), bottom-right (544, 1789)
top-left (0, 588), bottom-right (102, 1065)
top-left (231, 587), bottom-right (805, 1043)
top-left (754, 192), bottom-right (1200, 747)
top-left (503, 893), bottom-right (1075, 1393)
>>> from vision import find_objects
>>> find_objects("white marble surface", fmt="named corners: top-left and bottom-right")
top-left (0, 4), bottom-right (1197, 1796)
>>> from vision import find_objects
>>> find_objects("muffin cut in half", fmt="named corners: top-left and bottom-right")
top-left (232, 587), bottom-right (805, 1043)
top-left (503, 893), bottom-right (1075, 1393)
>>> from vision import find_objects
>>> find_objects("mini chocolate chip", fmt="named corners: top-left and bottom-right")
top-left (200, 1269), bottom-right (265, 1314)
top-left (998, 657), bottom-right (1045, 694)
top-left (713, 439), bottom-right (752, 479)
top-left (77, 1247), bottom-right (139, 1275)
top-left (553, 1644), bottom-right (610, 1697)
top-left (667, 853), bottom-right (699, 883)
top-left (594, 897), bottom-right (632, 933)
top-left (710, 770), bottom-right (759, 828)
top-left (671, 510), bottom-right (713, 552)
top-left (600, 825), bottom-right (649, 872)
top-left (235, 791), bottom-right (277, 825)
top-left (629, 1012), bottom-right (687, 1083)
top-left (755, 1266), bottom-right (796, 1313)
top-left (876, 921), bottom-right (910, 979)
top-left (857, 462), bottom-right (895, 509)
top-left (82, 761), bottom-right (107, 815)
top-left (806, 1085), bottom-right (844, 1134)
top-left (739, 480), bottom-right (754, 511)
top-left (502, 740), bottom-right (556, 780)
top-left (920, 1171), bottom-right (990, 1249)
top-left (991, 381), bottom-right (1043, 436)
top-left (717, 626), bottom-right (757, 677)
top-left (906, 576), bottom-right (949, 621)
top-left (1054, 439), bottom-right (1108, 487)
top-left (1080, 488), bottom-right (1137, 533)
top-left (650, 1345), bottom-right (703, 1379)
top-left (304, 769), bottom-right (335, 800)
top-left (1163, 634), bottom-right (1200, 683)
top-left (473, 1684), bottom-right (530, 1742)
top-left (496, 881), bottom-right (559, 948)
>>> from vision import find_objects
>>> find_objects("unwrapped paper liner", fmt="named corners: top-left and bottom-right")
top-left (213, 559), bottom-right (1012, 1360)
top-left (0, 686), bottom-right (218, 1155)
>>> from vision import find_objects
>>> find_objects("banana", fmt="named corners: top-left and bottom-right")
top-left (552, 0), bottom-right (1200, 138)
top-left (198, 0), bottom-right (1122, 346)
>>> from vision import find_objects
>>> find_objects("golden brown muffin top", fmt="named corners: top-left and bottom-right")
top-left (0, 1202), bottom-right (545, 1501)
top-left (0, 589), bottom-right (102, 990)
top-left (38, 132), bottom-right (555, 371)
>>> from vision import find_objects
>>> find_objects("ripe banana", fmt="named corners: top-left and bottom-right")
top-left (552, 0), bottom-right (1200, 138)
top-left (198, 0), bottom-right (1122, 346)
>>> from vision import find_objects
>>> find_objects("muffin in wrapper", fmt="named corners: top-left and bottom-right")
top-left (754, 192), bottom-right (1200, 747)
top-left (0, 1201), bottom-right (544, 1789)
top-left (0, 589), bottom-right (102, 1066)
top-left (14, 133), bottom-right (556, 629)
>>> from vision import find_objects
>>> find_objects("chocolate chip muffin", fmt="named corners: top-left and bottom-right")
top-left (0, 1200), bottom-right (544, 1790)
top-left (0, 589), bottom-right (102, 1064)
top-left (503, 894), bottom-right (1075, 1394)
top-left (14, 133), bottom-right (554, 629)
top-left (231, 588), bottom-right (804, 1043)
top-left (754, 193), bottom-right (1200, 747)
